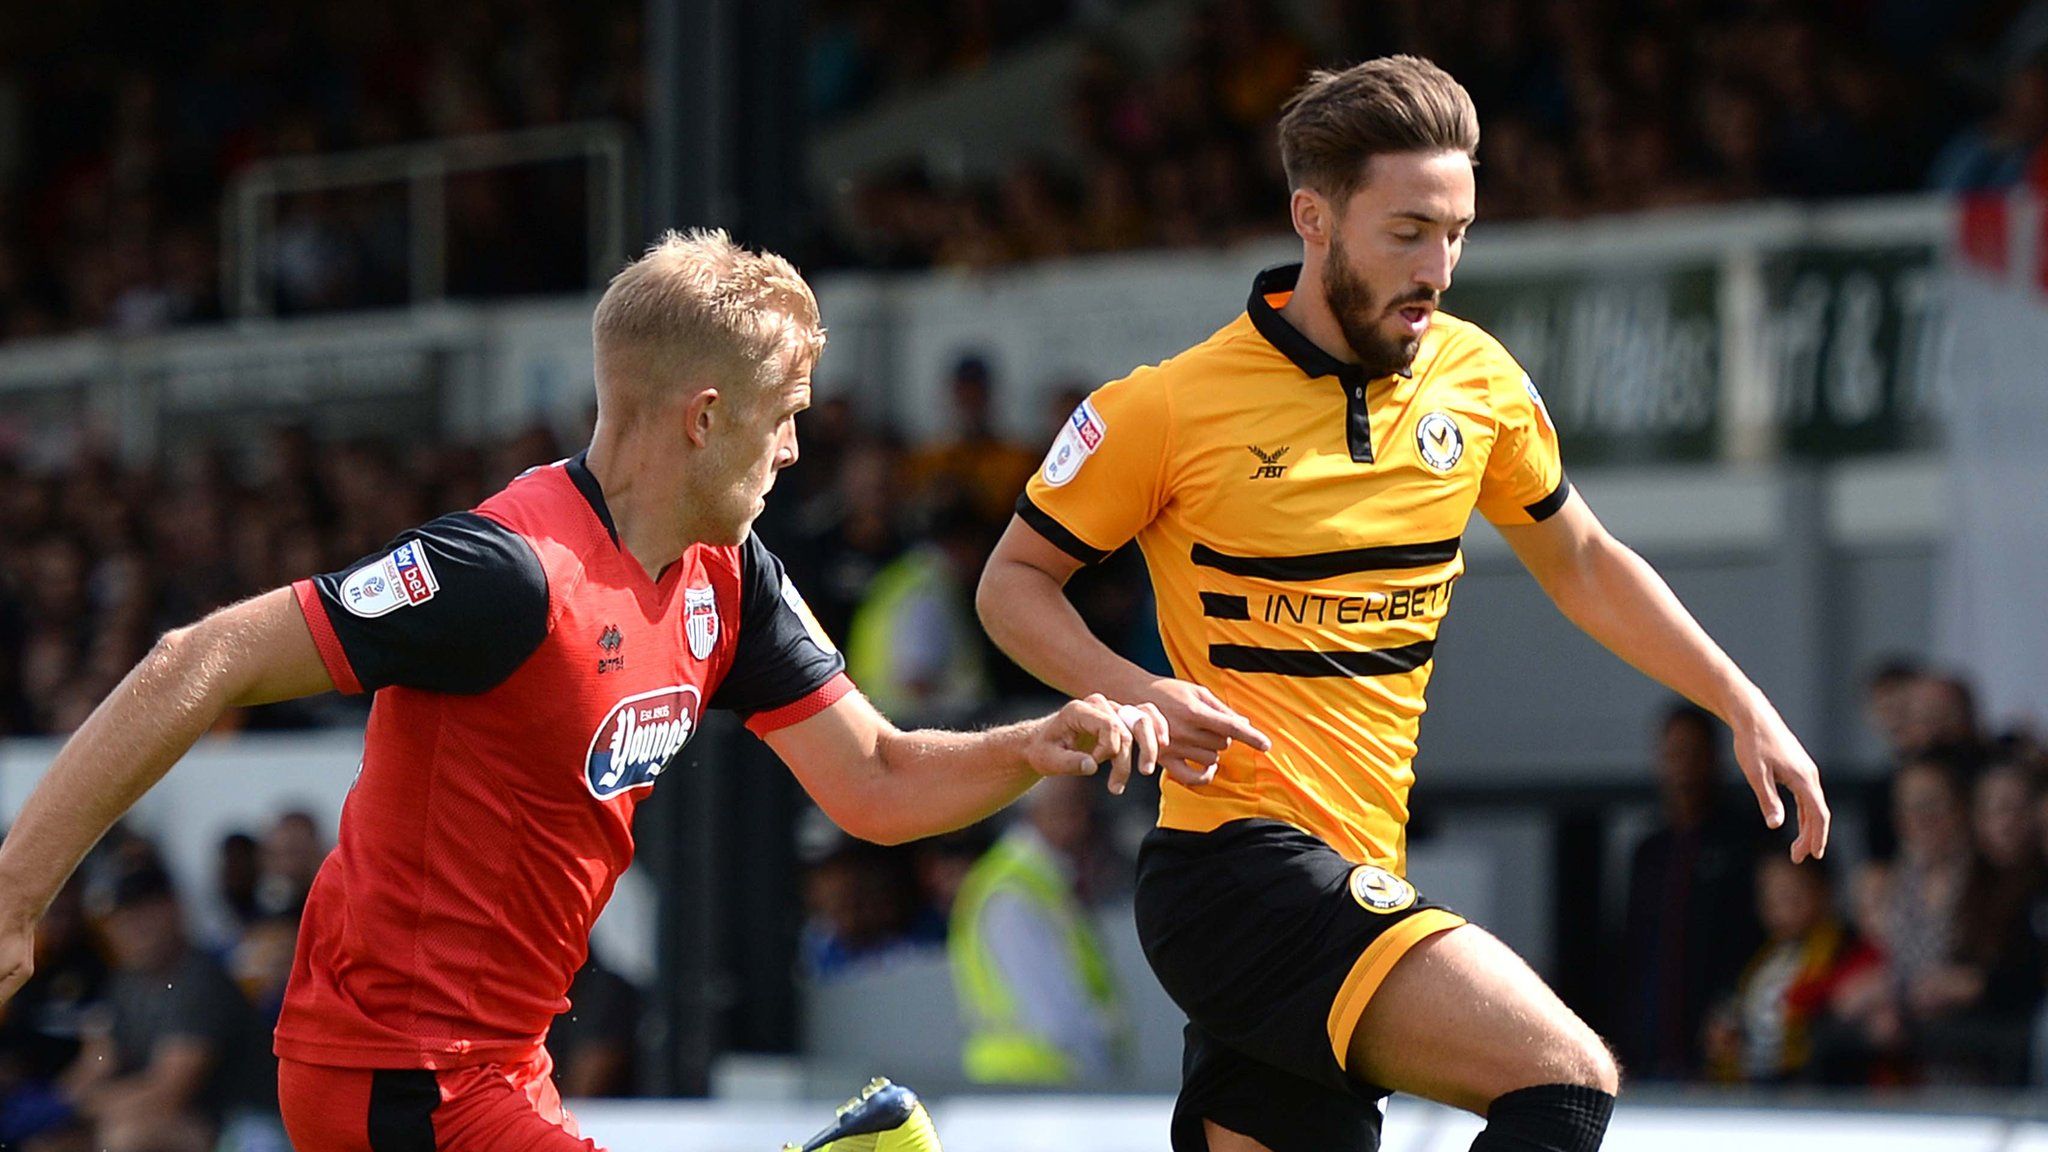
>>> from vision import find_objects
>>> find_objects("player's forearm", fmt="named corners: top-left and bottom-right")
top-left (857, 719), bottom-right (1050, 844)
top-left (976, 558), bottom-right (1155, 702)
top-left (0, 627), bottom-right (248, 922)
top-left (1546, 535), bottom-right (1768, 725)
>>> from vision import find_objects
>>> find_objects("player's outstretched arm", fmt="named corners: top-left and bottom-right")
top-left (1495, 491), bottom-right (1830, 862)
top-left (979, 516), bottom-right (1268, 782)
top-left (0, 587), bottom-right (334, 1002)
top-left (764, 688), bottom-right (1166, 846)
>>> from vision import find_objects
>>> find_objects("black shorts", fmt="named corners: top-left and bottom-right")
top-left (1134, 819), bottom-right (1466, 1152)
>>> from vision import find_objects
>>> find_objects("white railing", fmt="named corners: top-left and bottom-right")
top-left (222, 122), bottom-right (631, 317)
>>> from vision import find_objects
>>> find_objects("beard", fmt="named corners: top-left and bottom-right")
top-left (1322, 232), bottom-right (1436, 378)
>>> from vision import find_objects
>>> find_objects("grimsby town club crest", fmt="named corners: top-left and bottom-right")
top-left (684, 584), bottom-right (720, 660)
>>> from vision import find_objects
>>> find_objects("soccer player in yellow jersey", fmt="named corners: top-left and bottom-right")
top-left (978, 56), bottom-right (1830, 1152)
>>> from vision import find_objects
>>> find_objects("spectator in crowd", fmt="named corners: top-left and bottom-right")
top-left (1706, 853), bottom-right (1878, 1084)
top-left (798, 832), bottom-right (938, 982)
top-left (1898, 674), bottom-right (1987, 769)
top-left (1885, 756), bottom-right (1976, 998)
top-left (778, 435), bottom-right (910, 650)
top-left (948, 776), bottom-right (1125, 1084)
top-left (548, 953), bottom-right (643, 1099)
top-left (1613, 702), bottom-right (1767, 1080)
top-left (1864, 657), bottom-right (1928, 762)
top-left (214, 833), bottom-right (260, 934)
top-left (1928, 51), bottom-right (2048, 191)
top-left (0, 877), bottom-right (107, 1151)
top-left (1866, 667), bottom-right (1986, 860)
top-left (1812, 861), bottom-right (1911, 1085)
top-left (1916, 761), bottom-right (2044, 1083)
top-left (905, 354), bottom-right (1040, 528)
top-left (255, 810), bottom-right (324, 919)
top-left (60, 865), bottom-right (279, 1152)
top-left (843, 499), bottom-right (994, 725)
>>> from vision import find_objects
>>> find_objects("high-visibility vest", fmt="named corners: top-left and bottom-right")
top-left (948, 831), bottom-right (1122, 1084)
top-left (844, 546), bottom-right (987, 719)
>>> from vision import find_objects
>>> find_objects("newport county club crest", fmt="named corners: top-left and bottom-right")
top-left (1348, 865), bottom-right (1419, 914)
top-left (1415, 411), bottom-right (1465, 474)
top-left (683, 584), bottom-right (720, 660)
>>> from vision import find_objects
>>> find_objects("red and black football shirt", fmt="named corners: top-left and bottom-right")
top-left (277, 452), bottom-right (848, 1069)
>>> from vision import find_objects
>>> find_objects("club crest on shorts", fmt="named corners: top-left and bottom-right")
top-left (1415, 411), bottom-right (1464, 473)
top-left (683, 584), bottom-right (720, 660)
top-left (1348, 865), bottom-right (1418, 914)
top-left (1041, 399), bottom-right (1106, 487)
top-left (339, 541), bottom-right (439, 618)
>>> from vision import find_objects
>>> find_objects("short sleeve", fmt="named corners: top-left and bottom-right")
top-left (712, 532), bottom-right (851, 733)
top-left (1015, 368), bottom-right (1171, 564)
top-left (1471, 339), bottom-right (1570, 526)
top-left (292, 512), bottom-right (550, 695)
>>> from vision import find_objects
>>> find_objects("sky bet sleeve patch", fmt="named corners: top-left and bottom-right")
top-left (338, 541), bottom-right (440, 617)
top-left (1040, 397), bottom-right (1106, 487)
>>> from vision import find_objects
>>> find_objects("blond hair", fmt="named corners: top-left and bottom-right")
top-left (592, 229), bottom-right (825, 401)
top-left (1278, 56), bottom-right (1479, 204)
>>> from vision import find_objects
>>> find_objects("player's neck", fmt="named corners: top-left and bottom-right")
top-left (583, 440), bottom-right (689, 580)
top-left (1276, 261), bottom-right (1362, 366)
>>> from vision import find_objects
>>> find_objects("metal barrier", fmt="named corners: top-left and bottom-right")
top-left (221, 122), bottom-right (631, 317)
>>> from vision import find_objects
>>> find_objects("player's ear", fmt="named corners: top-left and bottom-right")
top-left (682, 387), bottom-right (720, 448)
top-left (1291, 188), bottom-right (1330, 248)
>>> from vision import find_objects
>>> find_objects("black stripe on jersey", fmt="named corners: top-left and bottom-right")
top-left (1200, 592), bottom-right (1251, 619)
top-left (367, 1069), bottom-right (438, 1152)
top-left (1208, 639), bottom-right (1436, 678)
top-left (1015, 494), bottom-right (1111, 565)
top-left (1191, 537), bottom-right (1461, 580)
top-left (1525, 474), bottom-right (1572, 522)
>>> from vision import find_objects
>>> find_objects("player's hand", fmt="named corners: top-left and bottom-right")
top-left (1136, 678), bottom-right (1270, 787)
top-left (1030, 694), bottom-right (1168, 796)
top-left (1730, 696), bottom-right (1830, 862)
top-left (0, 908), bottom-right (34, 1007)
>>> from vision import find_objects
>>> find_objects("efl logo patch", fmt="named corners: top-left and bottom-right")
top-left (1524, 373), bottom-right (1555, 432)
top-left (1041, 399), bottom-right (1106, 488)
top-left (586, 685), bottom-right (700, 800)
top-left (1416, 411), bottom-right (1465, 473)
top-left (684, 584), bottom-right (720, 661)
top-left (1348, 865), bottom-right (1418, 914)
top-left (339, 541), bottom-right (440, 618)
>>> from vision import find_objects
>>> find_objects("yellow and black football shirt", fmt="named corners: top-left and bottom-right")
top-left (1019, 263), bottom-right (1570, 872)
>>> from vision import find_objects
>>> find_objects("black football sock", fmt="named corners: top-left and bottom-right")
top-left (1467, 1083), bottom-right (1614, 1152)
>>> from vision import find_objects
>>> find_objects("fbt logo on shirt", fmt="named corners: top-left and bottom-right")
top-left (585, 685), bottom-right (702, 800)
top-left (339, 542), bottom-right (440, 618)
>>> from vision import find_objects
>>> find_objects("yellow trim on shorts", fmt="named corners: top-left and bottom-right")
top-left (1325, 908), bottom-right (1466, 1072)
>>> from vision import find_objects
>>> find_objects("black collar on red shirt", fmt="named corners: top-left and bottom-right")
top-left (566, 450), bottom-right (620, 547)
top-left (1245, 262), bottom-right (1410, 464)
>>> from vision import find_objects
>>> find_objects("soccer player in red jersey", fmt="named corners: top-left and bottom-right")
top-left (0, 230), bottom-right (1170, 1152)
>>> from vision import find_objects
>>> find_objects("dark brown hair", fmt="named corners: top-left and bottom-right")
top-left (1277, 55), bottom-right (1479, 202)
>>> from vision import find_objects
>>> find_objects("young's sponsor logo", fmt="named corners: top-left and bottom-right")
top-left (585, 685), bottom-right (701, 799)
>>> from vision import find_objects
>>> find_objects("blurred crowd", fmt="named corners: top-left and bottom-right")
top-left (11, 0), bottom-right (2048, 336)
top-left (1612, 666), bottom-right (2048, 1088)
top-left (0, 421), bottom-right (571, 736)
top-left (831, 0), bottom-right (2048, 269)
top-left (0, 0), bottom-right (642, 339)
